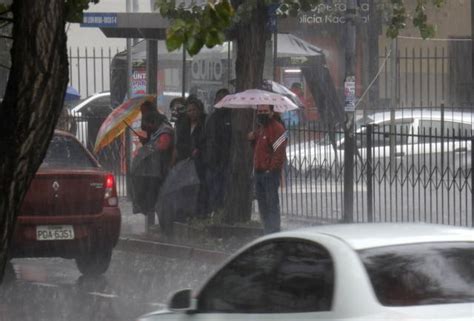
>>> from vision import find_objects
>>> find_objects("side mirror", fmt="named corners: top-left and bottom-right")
top-left (168, 289), bottom-right (196, 312)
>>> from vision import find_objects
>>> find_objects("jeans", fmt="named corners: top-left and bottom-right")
top-left (255, 170), bottom-right (281, 234)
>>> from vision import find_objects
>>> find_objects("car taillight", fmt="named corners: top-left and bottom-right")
top-left (104, 173), bottom-right (118, 207)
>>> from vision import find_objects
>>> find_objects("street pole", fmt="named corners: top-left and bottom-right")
top-left (126, 0), bottom-right (133, 100)
top-left (343, 0), bottom-right (357, 223)
top-left (125, 0), bottom-right (133, 200)
top-left (182, 49), bottom-right (186, 98)
top-left (389, 38), bottom-right (398, 173)
top-left (146, 40), bottom-right (158, 96)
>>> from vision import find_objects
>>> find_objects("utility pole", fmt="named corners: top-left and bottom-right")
top-left (126, 0), bottom-right (133, 100)
top-left (389, 38), bottom-right (398, 172)
top-left (145, 0), bottom-right (158, 97)
top-left (125, 0), bottom-right (133, 203)
top-left (343, 0), bottom-right (357, 223)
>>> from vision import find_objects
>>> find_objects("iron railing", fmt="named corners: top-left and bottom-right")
top-left (68, 110), bottom-right (473, 227)
top-left (283, 119), bottom-right (473, 227)
top-left (68, 47), bottom-right (122, 97)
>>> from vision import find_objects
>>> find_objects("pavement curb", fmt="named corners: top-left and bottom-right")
top-left (117, 237), bottom-right (229, 265)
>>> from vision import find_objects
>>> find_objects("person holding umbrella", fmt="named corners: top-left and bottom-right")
top-left (247, 104), bottom-right (288, 234)
top-left (130, 101), bottom-right (174, 229)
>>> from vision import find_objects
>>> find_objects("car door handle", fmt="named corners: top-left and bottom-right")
top-left (395, 151), bottom-right (405, 157)
top-left (455, 147), bottom-right (467, 153)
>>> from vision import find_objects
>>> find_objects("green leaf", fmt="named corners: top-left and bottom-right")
top-left (185, 36), bottom-right (204, 56)
top-left (166, 28), bottom-right (184, 52)
top-left (215, 0), bottom-right (234, 20)
top-left (205, 30), bottom-right (225, 48)
top-left (166, 37), bottom-right (182, 52)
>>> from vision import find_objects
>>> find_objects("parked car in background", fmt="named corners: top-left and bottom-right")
top-left (69, 91), bottom-right (113, 151)
top-left (286, 110), bottom-right (473, 177)
top-left (138, 223), bottom-right (473, 321)
top-left (11, 130), bottom-right (121, 276)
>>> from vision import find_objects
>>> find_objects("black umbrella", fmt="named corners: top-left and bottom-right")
top-left (155, 159), bottom-right (201, 234)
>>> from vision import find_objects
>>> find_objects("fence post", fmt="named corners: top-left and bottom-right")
top-left (366, 125), bottom-right (373, 222)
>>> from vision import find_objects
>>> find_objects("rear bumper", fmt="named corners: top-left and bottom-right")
top-left (11, 207), bottom-right (121, 259)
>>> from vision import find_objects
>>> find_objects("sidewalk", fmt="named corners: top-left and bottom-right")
top-left (118, 197), bottom-right (325, 257)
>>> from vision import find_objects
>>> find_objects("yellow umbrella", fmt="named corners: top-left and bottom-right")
top-left (94, 95), bottom-right (155, 154)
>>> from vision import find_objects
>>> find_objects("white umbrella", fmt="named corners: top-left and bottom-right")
top-left (214, 89), bottom-right (299, 113)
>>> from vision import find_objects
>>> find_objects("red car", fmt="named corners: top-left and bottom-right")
top-left (11, 130), bottom-right (121, 276)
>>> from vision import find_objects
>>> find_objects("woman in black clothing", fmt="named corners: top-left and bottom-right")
top-left (174, 95), bottom-right (209, 217)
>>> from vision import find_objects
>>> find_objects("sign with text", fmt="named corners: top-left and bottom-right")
top-left (191, 58), bottom-right (223, 85)
top-left (298, 1), bottom-right (370, 25)
top-left (131, 68), bottom-right (147, 98)
top-left (344, 76), bottom-right (356, 112)
top-left (81, 13), bottom-right (118, 28)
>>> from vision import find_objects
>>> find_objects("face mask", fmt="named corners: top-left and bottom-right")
top-left (257, 114), bottom-right (271, 125)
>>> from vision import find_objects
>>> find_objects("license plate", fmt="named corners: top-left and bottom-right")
top-left (36, 225), bottom-right (75, 241)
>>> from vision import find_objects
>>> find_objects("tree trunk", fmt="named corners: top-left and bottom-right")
top-left (224, 2), bottom-right (269, 223)
top-left (0, 0), bottom-right (68, 283)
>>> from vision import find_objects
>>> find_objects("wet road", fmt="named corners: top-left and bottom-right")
top-left (0, 249), bottom-right (219, 321)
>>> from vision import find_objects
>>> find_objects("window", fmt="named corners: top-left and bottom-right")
top-left (373, 119), bottom-right (414, 146)
top-left (359, 242), bottom-right (474, 307)
top-left (41, 135), bottom-right (96, 169)
top-left (417, 120), bottom-right (473, 143)
top-left (419, 120), bottom-right (472, 136)
top-left (198, 239), bottom-right (334, 313)
top-left (349, 119), bottom-right (414, 149)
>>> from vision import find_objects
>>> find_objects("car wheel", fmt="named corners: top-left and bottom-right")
top-left (75, 248), bottom-right (112, 276)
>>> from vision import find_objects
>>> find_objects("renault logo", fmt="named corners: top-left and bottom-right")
top-left (52, 181), bottom-right (60, 191)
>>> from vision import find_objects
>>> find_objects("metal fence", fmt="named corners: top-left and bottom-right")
top-left (283, 117), bottom-right (473, 227)
top-left (68, 47), bottom-right (122, 97)
top-left (70, 108), bottom-right (473, 227)
top-left (376, 43), bottom-right (472, 109)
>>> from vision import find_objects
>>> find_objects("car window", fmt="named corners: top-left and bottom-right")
top-left (418, 120), bottom-right (472, 135)
top-left (344, 119), bottom-right (414, 150)
top-left (40, 135), bottom-right (97, 169)
top-left (359, 242), bottom-right (474, 307)
top-left (198, 239), bottom-right (334, 313)
top-left (373, 119), bottom-right (414, 146)
top-left (417, 120), bottom-right (473, 143)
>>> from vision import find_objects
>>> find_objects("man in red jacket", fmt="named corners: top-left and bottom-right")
top-left (248, 104), bottom-right (287, 234)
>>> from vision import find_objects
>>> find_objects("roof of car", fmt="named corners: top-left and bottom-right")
top-left (70, 92), bottom-right (111, 114)
top-left (368, 109), bottom-right (474, 126)
top-left (276, 223), bottom-right (473, 250)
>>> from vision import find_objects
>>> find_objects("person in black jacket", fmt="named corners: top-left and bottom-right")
top-left (174, 95), bottom-right (209, 217)
top-left (205, 88), bottom-right (231, 214)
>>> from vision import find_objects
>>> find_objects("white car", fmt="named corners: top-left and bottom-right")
top-left (137, 223), bottom-right (473, 321)
top-left (287, 110), bottom-right (473, 176)
top-left (69, 91), bottom-right (113, 149)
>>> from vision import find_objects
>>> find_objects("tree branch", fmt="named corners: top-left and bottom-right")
top-left (0, 35), bottom-right (13, 40)
top-left (0, 17), bottom-right (13, 23)
top-left (0, 8), bottom-right (12, 16)
top-left (0, 63), bottom-right (10, 70)
top-left (0, 21), bottom-right (11, 29)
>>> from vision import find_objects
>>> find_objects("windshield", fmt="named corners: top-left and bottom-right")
top-left (41, 135), bottom-right (97, 169)
top-left (359, 242), bottom-right (474, 306)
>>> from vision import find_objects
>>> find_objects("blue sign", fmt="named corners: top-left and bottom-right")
top-left (81, 13), bottom-right (118, 28)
